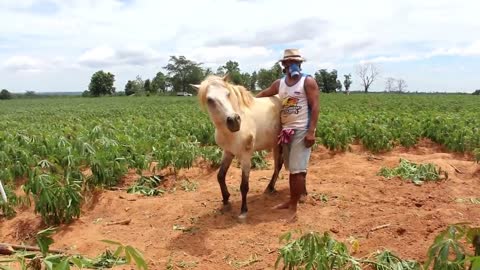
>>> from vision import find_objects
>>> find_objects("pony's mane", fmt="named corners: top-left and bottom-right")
top-left (198, 75), bottom-right (255, 109)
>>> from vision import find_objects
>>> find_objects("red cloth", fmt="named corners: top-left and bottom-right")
top-left (277, 128), bottom-right (295, 145)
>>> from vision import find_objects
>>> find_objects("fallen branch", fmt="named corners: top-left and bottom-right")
top-left (108, 187), bottom-right (128, 191)
top-left (449, 164), bottom-right (464, 174)
top-left (105, 219), bottom-right (131, 226)
top-left (0, 243), bottom-right (66, 254)
top-left (367, 155), bottom-right (384, 161)
top-left (118, 195), bottom-right (137, 201)
top-left (367, 223), bottom-right (391, 238)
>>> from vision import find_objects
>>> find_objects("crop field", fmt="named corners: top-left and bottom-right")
top-left (1, 94), bottom-right (479, 269)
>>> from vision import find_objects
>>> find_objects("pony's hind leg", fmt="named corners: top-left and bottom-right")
top-left (218, 151), bottom-right (234, 211)
top-left (238, 156), bottom-right (251, 221)
top-left (264, 144), bottom-right (283, 194)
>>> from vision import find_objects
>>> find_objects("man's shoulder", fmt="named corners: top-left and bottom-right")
top-left (302, 74), bottom-right (319, 91)
top-left (303, 74), bottom-right (316, 84)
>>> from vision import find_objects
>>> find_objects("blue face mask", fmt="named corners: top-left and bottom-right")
top-left (288, 63), bottom-right (301, 78)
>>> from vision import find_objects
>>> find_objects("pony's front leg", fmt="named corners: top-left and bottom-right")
top-left (238, 156), bottom-right (251, 221)
top-left (218, 151), bottom-right (234, 211)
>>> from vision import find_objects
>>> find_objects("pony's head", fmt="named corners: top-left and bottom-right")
top-left (192, 74), bottom-right (254, 133)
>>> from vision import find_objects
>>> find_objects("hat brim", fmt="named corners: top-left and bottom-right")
top-left (278, 56), bottom-right (306, 63)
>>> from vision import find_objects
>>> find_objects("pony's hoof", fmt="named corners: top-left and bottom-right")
top-left (238, 213), bottom-right (248, 223)
top-left (221, 203), bottom-right (232, 213)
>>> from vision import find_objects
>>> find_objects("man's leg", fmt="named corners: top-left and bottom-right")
top-left (284, 172), bottom-right (306, 222)
top-left (272, 129), bottom-right (311, 222)
top-left (299, 174), bottom-right (308, 203)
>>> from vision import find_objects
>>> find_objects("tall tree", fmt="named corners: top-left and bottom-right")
top-left (203, 68), bottom-right (213, 77)
top-left (356, 63), bottom-right (380, 93)
top-left (163, 56), bottom-right (204, 93)
top-left (222, 60), bottom-right (240, 74)
top-left (88, 70), bottom-right (115, 97)
top-left (257, 63), bottom-right (283, 90)
top-left (385, 77), bottom-right (396, 92)
top-left (151, 71), bottom-right (166, 93)
top-left (314, 69), bottom-right (338, 93)
top-left (238, 72), bottom-right (252, 90)
top-left (215, 66), bottom-right (225, 76)
top-left (132, 75), bottom-right (144, 95)
top-left (218, 60), bottom-right (244, 85)
top-left (250, 71), bottom-right (257, 91)
top-left (343, 74), bottom-right (352, 94)
top-left (124, 80), bottom-right (135, 96)
top-left (397, 79), bottom-right (407, 92)
top-left (336, 80), bottom-right (342, 92)
top-left (144, 79), bottom-right (151, 94)
top-left (0, 89), bottom-right (12, 100)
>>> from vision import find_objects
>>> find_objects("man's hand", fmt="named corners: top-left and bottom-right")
top-left (304, 130), bottom-right (316, 148)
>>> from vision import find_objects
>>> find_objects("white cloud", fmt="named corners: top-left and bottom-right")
top-left (360, 55), bottom-right (421, 64)
top-left (180, 46), bottom-right (275, 70)
top-left (4, 56), bottom-right (49, 72)
top-left (429, 41), bottom-right (480, 57)
top-left (358, 40), bottom-right (480, 64)
top-left (78, 46), bottom-right (115, 67)
top-left (77, 45), bottom-right (164, 68)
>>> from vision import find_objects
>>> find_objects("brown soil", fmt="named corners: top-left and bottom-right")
top-left (1, 140), bottom-right (479, 269)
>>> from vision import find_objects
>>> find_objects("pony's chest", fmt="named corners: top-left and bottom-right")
top-left (214, 130), bottom-right (252, 155)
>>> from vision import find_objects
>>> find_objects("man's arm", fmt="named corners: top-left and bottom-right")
top-left (305, 76), bottom-right (320, 135)
top-left (255, 79), bottom-right (280, 97)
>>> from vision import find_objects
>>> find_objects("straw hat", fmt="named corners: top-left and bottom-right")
top-left (278, 48), bottom-right (306, 63)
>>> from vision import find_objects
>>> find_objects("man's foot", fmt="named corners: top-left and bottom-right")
top-left (271, 201), bottom-right (290, 210)
top-left (283, 210), bottom-right (297, 223)
top-left (299, 193), bottom-right (307, 204)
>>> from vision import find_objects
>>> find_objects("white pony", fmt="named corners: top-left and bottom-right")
top-left (192, 75), bottom-right (283, 220)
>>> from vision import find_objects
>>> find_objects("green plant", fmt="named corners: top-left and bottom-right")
top-left (251, 150), bottom-right (269, 169)
top-left (274, 230), bottom-right (362, 270)
top-left (424, 224), bottom-right (480, 270)
top-left (127, 175), bottom-right (165, 196)
top-left (36, 227), bottom-right (56, 257)
top-left (378, 158), bottom-right (448, 185)
top-left (100, 240), bottom-right (148, 270)
top-left (0, 183), bottom-right (29, 218)
top-left (474, 148), bottom-right (480, 163)
top-left (23, 169), bottom-right (82, 225)
top-left (368, 250), bottom-right (421, 270)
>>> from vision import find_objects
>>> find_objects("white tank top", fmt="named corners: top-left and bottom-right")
top-left (278, 74), bottom-right (311, 130)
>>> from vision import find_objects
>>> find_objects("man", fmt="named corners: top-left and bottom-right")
top-left (256, 49), bottom-right (320, 223)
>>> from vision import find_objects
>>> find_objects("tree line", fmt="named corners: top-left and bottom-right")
top-left (3, 54), bottom-right (480, 98)
top-left (84, 55), bottom-right (358, 97)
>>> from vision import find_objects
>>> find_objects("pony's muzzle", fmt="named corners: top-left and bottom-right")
top-left (226, 114), bottom-right (241, 132)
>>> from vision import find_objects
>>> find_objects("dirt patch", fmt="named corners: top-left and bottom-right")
top-left (1, 142), bottom-right (479, 269)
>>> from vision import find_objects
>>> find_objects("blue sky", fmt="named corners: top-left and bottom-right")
top-left (1, 0), bottom-right (479, 93)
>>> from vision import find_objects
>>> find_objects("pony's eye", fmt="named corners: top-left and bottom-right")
top-left (207, 97), bottom-right (214, 105)
top-left (226, 92), bottom-right (231, 97)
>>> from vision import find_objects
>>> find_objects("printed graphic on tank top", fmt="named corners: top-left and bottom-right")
top-left (278, 73), bottom-right (311, 130)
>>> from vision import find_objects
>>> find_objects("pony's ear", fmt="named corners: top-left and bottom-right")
top-left (190, 84), bottom-right (200, 92)
top-left (222, 72), bottom-right (231, 82)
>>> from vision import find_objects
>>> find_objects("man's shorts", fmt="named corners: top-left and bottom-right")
top-left (282, 129), bottom-right (312, 174)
